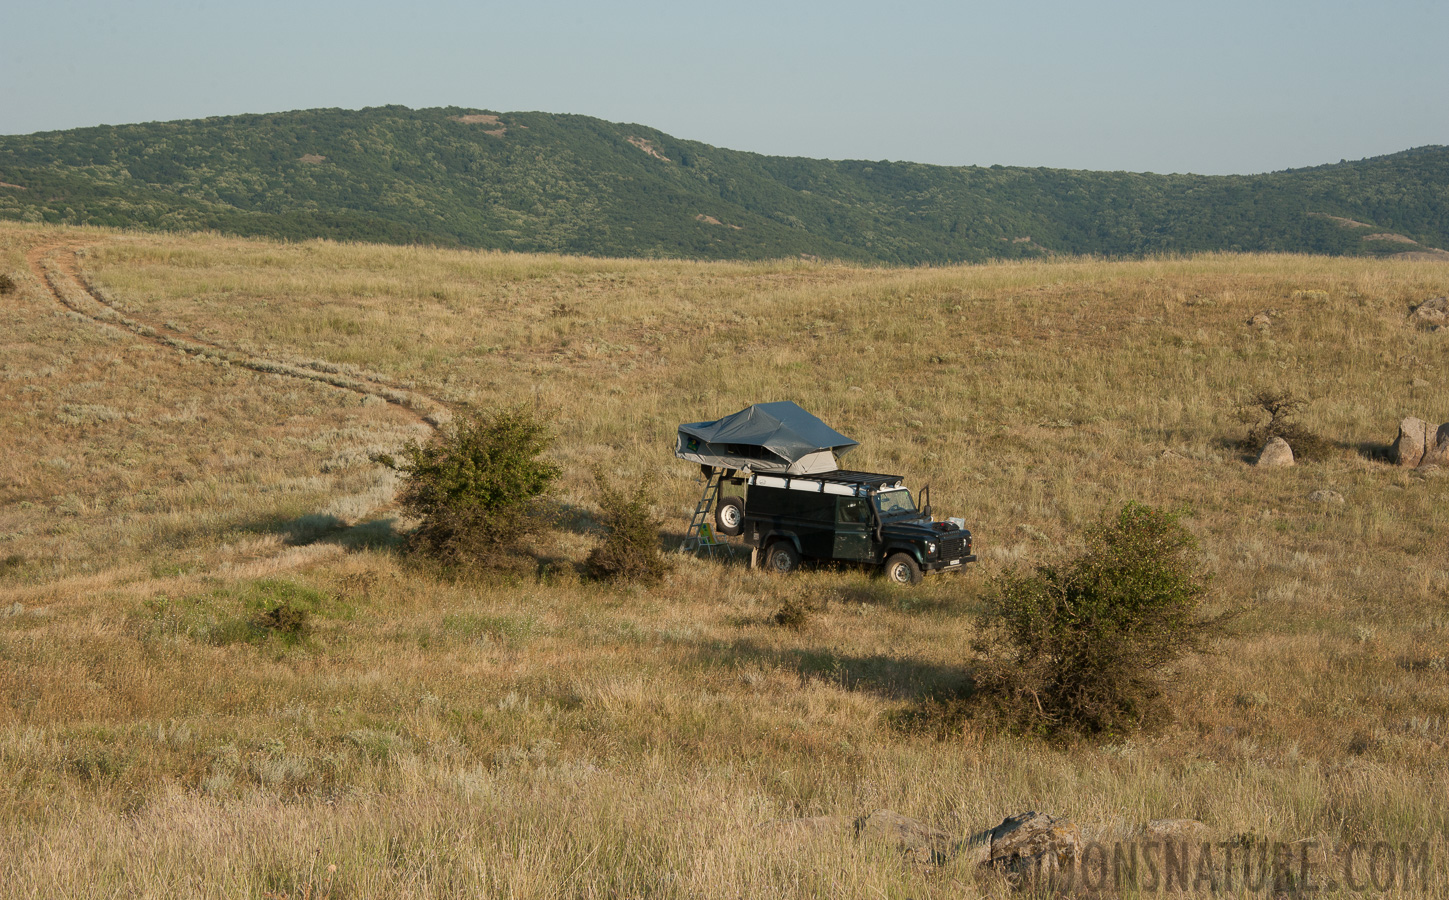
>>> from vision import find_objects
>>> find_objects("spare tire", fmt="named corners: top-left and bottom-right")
top-left (715, 496), bottom-right (745, 537)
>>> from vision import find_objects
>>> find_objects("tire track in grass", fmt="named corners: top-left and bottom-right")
top-left (26, 240), bottom-right (450, 430)
top-left (16, 237), bottom-right (451, 586)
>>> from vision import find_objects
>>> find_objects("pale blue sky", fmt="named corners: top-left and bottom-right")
top-left (3, 0), bottom-right (1445, 175)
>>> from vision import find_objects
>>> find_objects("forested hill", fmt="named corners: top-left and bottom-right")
top-left (1, 105), bottom-right (1446, 263)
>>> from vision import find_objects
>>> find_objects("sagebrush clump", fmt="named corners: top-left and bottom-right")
top-left (585, 472), bottom-right (669, 583)
top-left (971, 502), bottom-right (1218, 739)
top-left (378, 406), bottom-right (560, 567)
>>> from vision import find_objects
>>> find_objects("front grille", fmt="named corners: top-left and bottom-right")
top-left (938, 532), bottom-right (968, 560)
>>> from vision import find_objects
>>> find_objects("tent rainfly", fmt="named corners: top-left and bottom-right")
top-left (676, 402), bottom-right (858, 475)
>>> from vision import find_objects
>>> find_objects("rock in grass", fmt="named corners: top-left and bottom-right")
top-left (1256, 436), bottom-right (1295, 467)
top-left (1409, 296), bottom-right (1448, 330)
top-left (1394, 417), bottom-right (1428, 467)
top-left (855, 809), bottom-right (957, 872)
top-left (981, 811), bottom-right (1082, 880)
top-left (1422, 423), bottom-right (1449, 468)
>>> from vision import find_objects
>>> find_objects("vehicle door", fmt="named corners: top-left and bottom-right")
top-left (832, 495), bottom-right (873, 562)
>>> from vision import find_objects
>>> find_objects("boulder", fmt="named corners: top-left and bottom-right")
top-left (1394, 417), bottom-right (1428, 467)
top-left (1409, 296), bottom-right (1448, 329)
top-left (1422, 423), bottom-right (1449, 468)
top-left (980, 811), bottom-right (1082, 880)
top-left (1256, 437), bottom-right (1294, 467)
top-left (854, 809), bottom-right (957, 872)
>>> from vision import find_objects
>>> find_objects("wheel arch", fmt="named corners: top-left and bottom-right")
top-left (762, 531), bottom-right (803, 556)
top-left (882, 544), bottom-right (923, 565)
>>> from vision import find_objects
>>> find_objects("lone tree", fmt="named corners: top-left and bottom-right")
top-left (378, 406), bottom-right (560, 567)
top-left (972, 502), bottom-right (1218, 739)
top-left (1236, 388), bottom-right (1331, 462)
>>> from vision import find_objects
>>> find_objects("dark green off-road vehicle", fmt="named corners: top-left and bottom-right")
top-left (713, 469), bottom-right (975, 585)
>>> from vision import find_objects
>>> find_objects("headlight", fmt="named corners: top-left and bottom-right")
top-left (926, 542), bottom-right (937, 557)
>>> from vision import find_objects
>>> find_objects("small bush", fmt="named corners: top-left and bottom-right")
top-left (585, 472), bottom-right (669, 583)
top-left (1236, 388), bottom-right (1332, 461)
top-left (970, 502), bottom-right (1218, 739)
top-left (771, 598), bottom-right (811, 628)
top-left (377, 406), bottom-right (561, 567)
top-left (253, 601), bottom-right (311, 639)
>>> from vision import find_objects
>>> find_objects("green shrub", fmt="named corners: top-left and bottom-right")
top-left (252, 601), bottom-right (311, 640)
top-left (585, 472), bottom-right (669, 583)
top-left (971, 502), bottom-right (1217, 739)
top-left (377, 406), bottom-right (561, 566)
top-left (1236, 388), bottom-right (1332, 461)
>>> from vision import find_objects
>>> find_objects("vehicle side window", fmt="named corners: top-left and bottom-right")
top-left (837, 497), bottom-right (868, 524)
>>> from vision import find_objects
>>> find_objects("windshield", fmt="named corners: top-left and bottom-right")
top-left (872, 488), bottom-right (917, 519)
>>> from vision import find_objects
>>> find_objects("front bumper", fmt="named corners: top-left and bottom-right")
top-left (924, 553), bottom-right (977, 573)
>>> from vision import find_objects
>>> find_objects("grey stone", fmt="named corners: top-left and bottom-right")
top-left (1256, 436), bottom-right (1295, 467)
top-left (1395, 417), bottom-right (1428, 467)
top-left (980, 810), bottom-right (1082, 881)
top-left (1422, 423), bottom-right (1449, 468)
top-left (854, 809), bottom-right (957, 872)
top-left (1410, 296), bottom-right (1448, 329)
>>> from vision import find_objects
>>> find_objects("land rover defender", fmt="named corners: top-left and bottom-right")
top-left (712, 469), bottom-right (975, 584)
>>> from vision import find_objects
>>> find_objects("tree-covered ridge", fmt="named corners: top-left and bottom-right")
top-left (1, 105), bottom-right (1445, 262)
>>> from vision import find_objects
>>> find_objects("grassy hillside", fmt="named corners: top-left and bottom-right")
top-left (1, 106), bottom-right (1447, 263)
top-left (2, 224), bottom-right (1448, 896)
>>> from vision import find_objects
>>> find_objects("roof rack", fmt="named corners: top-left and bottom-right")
top-left (745, 468), bottom-right (906, 497)
top-left (795, 469), bottom-right (904, 488)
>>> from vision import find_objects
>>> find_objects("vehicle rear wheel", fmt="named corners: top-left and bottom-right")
top-left (882, 552), bottom-right (922, 585)
top-left (766, 541), bottom-right (800, 575)
top-left (715, 497), bottom-right (745, 537)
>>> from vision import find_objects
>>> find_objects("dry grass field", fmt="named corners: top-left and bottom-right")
top-left (1, 221), bottom-right (1447, 897)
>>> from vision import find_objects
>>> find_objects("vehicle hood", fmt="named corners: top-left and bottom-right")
top-left (880, 520), bottom-right (940, 542)
top-left (880, 518), bottom-right (971, 542)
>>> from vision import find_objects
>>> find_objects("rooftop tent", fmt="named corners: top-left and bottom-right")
top-left (676, 402), bottom-right (858, 475)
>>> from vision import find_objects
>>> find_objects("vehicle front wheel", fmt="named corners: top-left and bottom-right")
top-left (715, 497), bottom-right (745, 537)
top-left (766, 541), bottom-right (800, 575)
top-left (882, 552), bottom-right (922, 585)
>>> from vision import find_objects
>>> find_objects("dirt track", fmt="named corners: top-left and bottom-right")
top-left (24, 239), bottom-right (448, 431)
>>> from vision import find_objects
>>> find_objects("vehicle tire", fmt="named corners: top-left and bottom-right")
top-left (715, 496), bottom-right (745, 537)
top-left (765, 541), bottom-right (800, 575)
top-left (882, 552), bottom-right (922, 586)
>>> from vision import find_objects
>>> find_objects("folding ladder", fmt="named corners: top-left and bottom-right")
top-left (680, 467), bottom-right (725, 557)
